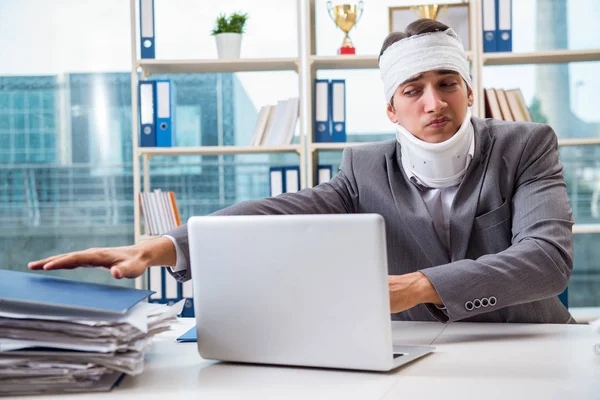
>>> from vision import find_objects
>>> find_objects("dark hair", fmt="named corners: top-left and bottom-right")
top-left (378, 19), bottom-right (451, 63)
top-left (379, 19), bottom-right (452, 106)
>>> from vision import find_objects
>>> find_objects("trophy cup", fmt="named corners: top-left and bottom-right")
top-left (326, 1), bottom-right (364, 55)
top-left (410, 4), bottom-right (447, 20)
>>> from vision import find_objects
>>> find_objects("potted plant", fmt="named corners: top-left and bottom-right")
top-left (211, 12), bottom-right (249, 59)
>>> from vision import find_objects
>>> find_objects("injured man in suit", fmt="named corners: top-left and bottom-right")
top-left (29, 19), bottom-right (575, 324)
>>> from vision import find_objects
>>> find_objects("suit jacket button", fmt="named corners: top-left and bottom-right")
top-left (465, 301), bottom-right (474, 311)
top-left (489, 296), bottom-right (497, 306)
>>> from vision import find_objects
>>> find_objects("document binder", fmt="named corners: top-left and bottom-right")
top-left (317, 165), bottom-right (333, 185)
top-left (0, 270), bottom-right (153, 315)
top-left (330, 79), bottom-right (346, 142)
top-left (284, 166), bottom-right (300, 193)
top-left (139, 0), bottom-right (155, 59)
top-left (482, 0), bottom-right (497, 52)
top-left (314, 79), bottom-right (331, 142)
top-left (139, 80), bottom-right (156, 147)
top-left (497, 0), bottom-right (512, 52)
top-left (155, 79), bottom-right (174, 147)
top-left (269, 167), bottom-right (284, 197)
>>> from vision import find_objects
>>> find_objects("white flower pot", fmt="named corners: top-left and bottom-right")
top-left (215, 33), bottom-right (243, 59)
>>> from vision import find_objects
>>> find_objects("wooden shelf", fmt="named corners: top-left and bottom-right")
top-left (482, 49), bottom-right (600, 66)
top-left (572, 224), bottom-right (600, 234)
top-left (137, 145), bottom-right (302, 157)
top-left (310, 142), bottom-right (374, 152)
top-left (139, 57), bottom-right (300, 75)
top-left (310, 51), bottom-right (473, 70)
top-left (557, 138), bottom-right (600, 147)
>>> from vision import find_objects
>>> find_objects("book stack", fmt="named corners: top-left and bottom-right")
top-left (140, 189), bottom-right (181, 235)
top-left (250, 97), bottom-right (299, 146)
top-left (484, 88), bottom-right (532, 122)
top-left (0, 270), bottom-right (183, 396)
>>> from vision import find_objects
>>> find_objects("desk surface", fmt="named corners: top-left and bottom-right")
top-left (18, 318), bottom-right (600, 400)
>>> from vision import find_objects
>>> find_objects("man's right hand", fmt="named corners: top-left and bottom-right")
top-left (27, 237), bottom-right (177, 280)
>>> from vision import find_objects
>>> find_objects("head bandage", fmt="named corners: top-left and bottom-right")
top-left (379, 28), bottom-right (471, 103)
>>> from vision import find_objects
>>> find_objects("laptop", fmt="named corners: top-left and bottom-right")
top-left (187, 213), bottom-right (435, 372)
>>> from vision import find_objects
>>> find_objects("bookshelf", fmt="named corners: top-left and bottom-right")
top-left (130, 0), bottom-right (600, 289)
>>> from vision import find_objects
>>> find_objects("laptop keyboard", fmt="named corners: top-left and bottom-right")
top-left (393, 353), bottom-right (404, 359)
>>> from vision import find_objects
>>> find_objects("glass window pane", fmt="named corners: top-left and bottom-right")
top-left (12, 114), bottom-right (25, 130)
top-left (0, 113), bottom-right (9, 130)
top-left (483, 62), bottom-right (600, 139)
top-left (572, 233), bottom-right (600, 307)
top-left (0, 93), bottom-right (9, 109)
top-left (560, 145), bottom-right (600, 225)
top-left (510, 0), bottom-right (600, 53)
top-left (28, 92), bottom-right (42, 110)
top-left (12, 92), bottom-right (25, 109)
top-left (28, 112), bottom-right (41, 130)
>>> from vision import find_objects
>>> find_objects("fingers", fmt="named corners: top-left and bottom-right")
top-left (28, 254), bottom-right (67, 270)
top-left (33, 249), bottom-right (113, 271)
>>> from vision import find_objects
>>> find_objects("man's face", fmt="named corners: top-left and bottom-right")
top-left (386, 69), bottom-right (473, 144)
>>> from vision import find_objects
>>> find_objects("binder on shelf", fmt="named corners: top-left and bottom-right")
top-left (155, 79), bottom-right (174, 147)
top-left (284, 166), bottom-right (300, 193)
top-left (482, 0), bottom-right (497, 52)
top-left (497, 0), bottom-right (512, 52)
top-left (330, 79), bottom-right (347, 143)
top-left (317, 165), bottom-right (333, 185)
top-left (314, 79), bottom-right (331, 142)
top-left (269, 167), bottom-right (284, 197)
top-left (139, 80), bottom-right (156, 147)
top-left (269, 166), bottom-right (300, 196)
top-left (139, 0), bottom-right (155, 59)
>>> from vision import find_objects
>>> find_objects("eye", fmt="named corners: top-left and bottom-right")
top-left (403, 88), bottom-right (421, 97)
top-left (441, 81), bottom-right (458, 88)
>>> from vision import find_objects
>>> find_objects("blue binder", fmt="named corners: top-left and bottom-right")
top-left (329, 79), bottom-right (346, 142)
top-left (139, 80), bottom-right (156, 147)
top-left (314, 79), bottom-right (331, 142)
top-left (155, 79), bottom-right (174, 147)
top-left (482, 0), bottom-right (497, 52)
top-left (0, 270), bottom-right (153, 315)
top-left (496, 0), bottom-right (512, 52)
top-left (139, 0), bottom-right (155, 59)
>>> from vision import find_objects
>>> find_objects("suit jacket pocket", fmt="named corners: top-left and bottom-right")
top-left (474, 199), bottom-right (511, 231)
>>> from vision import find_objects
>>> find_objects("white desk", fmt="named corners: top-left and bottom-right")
top-left (18, 319), bottom-right (600, 400)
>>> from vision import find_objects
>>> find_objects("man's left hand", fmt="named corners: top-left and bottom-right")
top-left (388, 272), bottom-right (443, 313)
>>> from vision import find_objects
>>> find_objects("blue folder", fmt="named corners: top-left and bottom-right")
top-left (176, 325), bottom-right (198, 342)
top-left (0, 270), bottom-right (154, 315)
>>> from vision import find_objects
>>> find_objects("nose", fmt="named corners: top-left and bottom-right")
top-left (422, 87), bottom-right (447, 114)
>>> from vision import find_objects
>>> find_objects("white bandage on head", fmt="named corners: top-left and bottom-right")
top-left (379, 28), bottom-right (471, 103)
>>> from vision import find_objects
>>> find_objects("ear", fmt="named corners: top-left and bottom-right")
top-left (386, 101), bottom-right (399, 124)
top-left (467, 86), bottom-right (474, 107)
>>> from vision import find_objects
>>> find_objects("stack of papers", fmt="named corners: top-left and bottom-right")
top-left (0, 270), bottom-right (183, 396)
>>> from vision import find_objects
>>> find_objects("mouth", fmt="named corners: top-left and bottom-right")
top-left (427, 117), bottom-right (450, 128)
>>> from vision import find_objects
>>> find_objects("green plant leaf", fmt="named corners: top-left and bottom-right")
top-left (211, 11), bottom-right (248, 35)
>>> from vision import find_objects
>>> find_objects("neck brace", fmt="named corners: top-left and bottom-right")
top-left (397, 109), bottom-right (474, 189)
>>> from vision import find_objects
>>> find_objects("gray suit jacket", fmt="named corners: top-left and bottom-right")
top-left (166, 117), bottom-right (575, 324)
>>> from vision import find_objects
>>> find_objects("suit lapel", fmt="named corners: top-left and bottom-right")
top-left (387, 149), bottom-right (450, 267)
top-left (448, 118), bottom-right (495, 261)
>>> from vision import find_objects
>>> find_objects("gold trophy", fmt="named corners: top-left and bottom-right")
top-left (326, 1), bottom-right (364, 55)
top-left (410, 4), bottom-right (447, 20)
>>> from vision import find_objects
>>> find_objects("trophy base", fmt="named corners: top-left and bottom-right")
top-left (338, 47), bottom-right (356, 55)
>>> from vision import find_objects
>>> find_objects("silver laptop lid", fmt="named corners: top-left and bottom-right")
top-left (188, 213), bottom-right (395, 371)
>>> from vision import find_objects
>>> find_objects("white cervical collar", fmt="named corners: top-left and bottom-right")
top-left (397, 109), bottom-right (474, 189)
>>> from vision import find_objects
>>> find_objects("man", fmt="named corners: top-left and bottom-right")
top-left (29, 19), bottom-right (575, 324)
